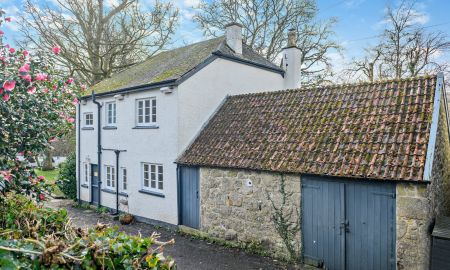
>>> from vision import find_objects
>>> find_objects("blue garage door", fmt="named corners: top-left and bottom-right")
top-left (302, 176), bottom-right (396, 270)
top-left (179, 166), bottom-right (200, 229)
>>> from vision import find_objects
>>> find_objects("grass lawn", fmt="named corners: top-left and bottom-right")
top-left (35, 168), bottom-right (64, 198)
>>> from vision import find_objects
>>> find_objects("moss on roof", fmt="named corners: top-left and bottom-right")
top-left (89, 37), bottom-right (224, 94)
top-left (89, 36), bottom-right (283, 95)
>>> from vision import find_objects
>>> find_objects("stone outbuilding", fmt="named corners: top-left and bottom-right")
top-left (176, 74), bottom-right (450, 270)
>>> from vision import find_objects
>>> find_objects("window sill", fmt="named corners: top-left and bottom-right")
top-left (132, 125), bottom-right (159, 129)
top-left (103, 126), bottom-right (117, 130)
top-left (101, 188), bottom-right (128, 197)
top-left (138, 189), bottom-right (165, 198)
top-left (81, 184), bottom-right (89, 188)
top-left (82, 127), bottom-right (94, 130)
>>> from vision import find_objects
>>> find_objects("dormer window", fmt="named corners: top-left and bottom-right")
top-left (136, 98), bottom-right (156, 126)
top-left (106, 102), bottom-right (117, 125)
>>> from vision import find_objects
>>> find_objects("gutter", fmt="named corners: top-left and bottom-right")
top-left (81, 79), bottom-right (177, 100)
top-left (77, 103), bottom-right (81, 202)
top-left (92, 91), bottom-right (103, 206)
top-left (212, 51), bottom-right (285, 75)
top-left (423, 73), bottom-right (445, 181)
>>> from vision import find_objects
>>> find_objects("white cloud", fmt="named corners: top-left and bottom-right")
top-left (183, 0), bottom-right (200, 7)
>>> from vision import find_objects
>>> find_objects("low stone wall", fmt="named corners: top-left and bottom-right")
top-left (199, 168), bottom-right (301, 258)
top-left (396, 183), bottom-right (431, 270)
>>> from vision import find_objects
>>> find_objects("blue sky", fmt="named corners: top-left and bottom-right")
top-left (1, 0), bottom-right (450, 72)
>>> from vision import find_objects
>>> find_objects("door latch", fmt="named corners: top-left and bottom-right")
top-left (340, 220), bottom-right (349, 233)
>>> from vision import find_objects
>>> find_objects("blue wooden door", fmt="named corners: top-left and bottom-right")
top-left (179, 166), bottom-right (200, 229)
top-left (91, 164), bottom-right (99, 205)
top-left (302, 176), bottom-right (396, 270)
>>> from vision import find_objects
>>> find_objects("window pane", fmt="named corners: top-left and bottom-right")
top-left (158, 166), bottom-right (163, 174)
top-left (152, 99), bottom-right (156, 107)
top-left (144, 179), bottom-right (149, 187)
top-left (151, 180), bottom-right (156, 188)
top-left (158, 181), bottom-right (163, 190)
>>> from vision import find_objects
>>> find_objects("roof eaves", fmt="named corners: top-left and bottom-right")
top-left (212, 50), bottom-right (285, 75)
top-left (423, 72), bottom-right (445, 181)
top-left (175, 54), bottom-right (219, 85)
top-left (82, 79), bottom-right (178, 100)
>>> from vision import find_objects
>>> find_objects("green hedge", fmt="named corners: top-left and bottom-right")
top-left (0, 194), bottom-right (175, 269)
top-left (57, 152), bottom-right (77, 200)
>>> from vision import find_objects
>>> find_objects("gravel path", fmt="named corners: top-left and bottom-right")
top-left (48, 199), bottom-right (297, 270)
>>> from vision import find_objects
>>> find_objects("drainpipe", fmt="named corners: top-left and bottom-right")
top-left (77, 102), bottom-right (81, 203)
top-left (103, 148), bottom-right (126, 215)
top-left (92, 92), bottom-right (102, 207)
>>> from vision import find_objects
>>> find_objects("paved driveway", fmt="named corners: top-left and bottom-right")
top-left (48, 200), bottom-right (295, 270)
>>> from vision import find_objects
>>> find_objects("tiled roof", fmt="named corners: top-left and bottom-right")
top-left (89, 37), bottom-right (282, 94)
top-left (178, 76), bottom-right (439, 181)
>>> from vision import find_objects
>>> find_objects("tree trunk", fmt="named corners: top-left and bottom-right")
top-left (42, 149), bottom-right (54, 171)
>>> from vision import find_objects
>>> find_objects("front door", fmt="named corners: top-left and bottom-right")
top-left (179, 166), bottom-right (200, 229)
top-left (91, 164), bottom-right (99, 205)
top-left (302, 176), bottom-right (396, 270)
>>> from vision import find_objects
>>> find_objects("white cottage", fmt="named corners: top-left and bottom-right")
top-left (76, 24), bottom-right (300, 225)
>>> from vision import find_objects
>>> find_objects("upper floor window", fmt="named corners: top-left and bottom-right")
top-left (142, 163), bottom-right (163, 191)
top-left (84, 113), bottom-right (93, 127)
top-left (105, 165), bottom-right (116, 189)
top-left (136, 98), bottom-right (156, 126)
top-left (106, 102), bottom-right (116, 125)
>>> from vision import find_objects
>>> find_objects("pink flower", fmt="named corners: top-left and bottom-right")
top-left (23, 50), bottom-right (29, 57)
top-left (49, 137), bottom-right (57, 143)
top-left (39, 193), bottom-right (46, 201)
top-left (52, 84), bottom-right (58, 90)
top-left (21, 74), bottom-right (32, 82)
top-left (72, 98), bottom-right (79, 105)
top-left (53, 98), bottom-right (58, 104)
top-left (52, 46), bottom-right (60, 55)
top-left (9, 48), bottom-right (15, 53)
top-left (18, 63), bottom-right (30, 74)
top-left (0, 30), bottom-right (4, 36)
top-left (0, 88), bottom-right (3, 94)
top-left (67, 117), bottom-right (75, 123)
top-left (18, 151), bottom-right (24, 156)
top-left (37, 176), bottom-right (45, 181)
top-left (5, 44), bottom-right (9, 48)
top-left (5, 17), bottom-right (11, 22)
top-left (66, 77), bottom-right (74, 84)
top-left (43, 88), bottom-right (49, 93)
top-left (2, 94), bottom-right (10, 102)
top-left (35, 73), bottom-right (48, 81)
top-left (3, 80), bottom-right (15, 91)
top-left (27, 86), bottom-right (36, 94)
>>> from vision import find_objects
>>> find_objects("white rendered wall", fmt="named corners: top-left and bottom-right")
top-left (78, 88), bottom-right (180, 224)
top-left (177, 58), bottom-right (284, 152)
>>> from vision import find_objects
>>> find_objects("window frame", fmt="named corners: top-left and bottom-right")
top-left (84, 112), bottom-right (94, 127)
top-left (121, 167), bottom-right (127, 192)
top-left (104, 165), bottom-right (116, 189)
top-left (105, 101), bottom-right (117, 126)
top-left (135, 97), bottom-right (157, 126)
top-left (84, 162), bottom-right (90, 184)
top-left (141, 163), bottom-right (163, 192)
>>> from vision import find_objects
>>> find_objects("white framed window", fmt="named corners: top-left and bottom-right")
top-left (105, 102), bottom-right (116, 125)
top-left (136, 98), bottom-right (156, 126)
top-left (84, 113), bottom-right (93, 127)
top-left (105, 165), bottom-right (116, 189)
top-left (84, 162), bottom-right (89, 183)
top-left (142, 163), bottom-right (163, 191)
top-left (121, 167), bottom-right (127, 191)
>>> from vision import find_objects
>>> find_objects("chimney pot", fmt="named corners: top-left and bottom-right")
top-left (287, 28), bottom-right (297, 47)
top-left (225, 22), bottom-right (243, 54)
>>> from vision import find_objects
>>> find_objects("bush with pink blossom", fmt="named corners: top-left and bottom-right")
top-left (0, 12), bottom-right (84, 199)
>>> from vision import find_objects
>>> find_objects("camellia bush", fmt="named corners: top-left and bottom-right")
top-left (0, 12), bottom-right (82, 199)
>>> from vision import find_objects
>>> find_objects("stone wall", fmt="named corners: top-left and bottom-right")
top-left (396, 95), bottom-right (450, 270)
top-left (396, 183), bottom-right (431, 270)
top-left (199, 168), bottom-right (301, 259)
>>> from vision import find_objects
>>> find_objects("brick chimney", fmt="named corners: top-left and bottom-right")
top-left (282, 29), bottom-right (301, 89)
top-left (225, 22), bottom-right (243, 54)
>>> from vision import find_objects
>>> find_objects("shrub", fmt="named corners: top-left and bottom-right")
top-left (57, 152), bottom-right (77, 200)
top-left (0, 194), bottom-right (175, 269)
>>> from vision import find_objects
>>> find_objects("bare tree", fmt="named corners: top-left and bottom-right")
top-left (194, 0), bottom-right (340, 85)
top-left (19, 0), bottom-right (179, 85)
top-left (346, 0), bottom-right (449, 82)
